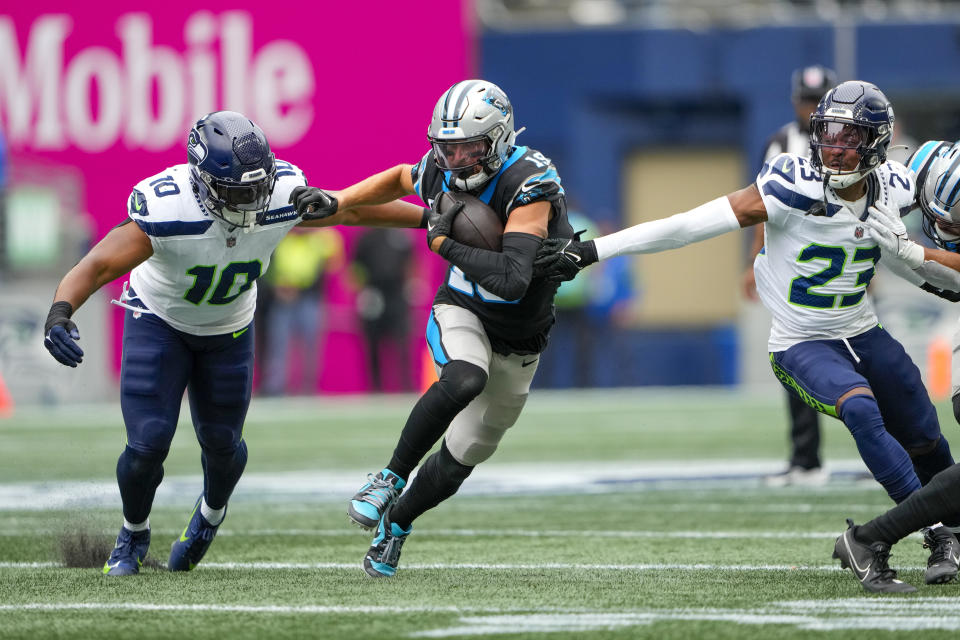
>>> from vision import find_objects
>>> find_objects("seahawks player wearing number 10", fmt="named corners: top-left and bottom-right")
top-left (289, 79), bottom-right (574, 578)
top-left (535, 80), bottom-right (960, 590)
top-left (42, 111), bottom-right (426, 576)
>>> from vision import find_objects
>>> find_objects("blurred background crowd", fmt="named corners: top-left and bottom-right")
top-left (1, 0), bottom-right (960, 407)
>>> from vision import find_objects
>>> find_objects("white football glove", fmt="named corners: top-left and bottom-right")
top-left (863, 201), bottom-right (925, 269)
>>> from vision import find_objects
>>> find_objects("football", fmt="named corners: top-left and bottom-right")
top-left (435, 191), bottom-right (504, 251)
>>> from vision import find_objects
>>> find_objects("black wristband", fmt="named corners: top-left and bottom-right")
top-left (419, 207), bottom-right (431, 229)
top-left (582, 239), bottom-right (599, 266)
top-left (45, 301), bottom-right (74, 334)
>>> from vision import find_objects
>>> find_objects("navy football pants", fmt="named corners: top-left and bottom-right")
top-left (117, 309), bottom-right (253, 520)
top-left (770, 325), bottom-right (951, 502)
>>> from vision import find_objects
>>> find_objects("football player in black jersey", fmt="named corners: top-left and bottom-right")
top-left (289, 79), bottom-right (574, 577)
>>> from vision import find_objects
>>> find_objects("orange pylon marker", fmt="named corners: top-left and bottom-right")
top-left (927, 336), bottom-right (952, 402)
top-left (0, 371), bottom-right (13, 418)
top-left (421, 347), bottom-right (438, 393)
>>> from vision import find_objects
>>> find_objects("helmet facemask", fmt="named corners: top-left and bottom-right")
top-left (193, 163), bottom-right (277, 229)
top-left (427, 80), bottom-right (517, 191)
top-left (810, 117), bottom-right (890, 189)
top-left (187, 112), bottom-right (278, 230)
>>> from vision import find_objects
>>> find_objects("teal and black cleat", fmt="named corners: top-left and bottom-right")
top-left (168, 496), bottom-right (224, 572)
top-left (363, 508), bottom-right (412, 578)
top-left (348, 469), bottom-right (406, 530)
top-left (102, 527), bottom-right (150, 576)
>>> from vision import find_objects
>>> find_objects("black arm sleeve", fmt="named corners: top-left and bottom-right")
top-left (920, 282), bottom-right (960, 303)
top-left (438, 232), bottom-right (542, 301)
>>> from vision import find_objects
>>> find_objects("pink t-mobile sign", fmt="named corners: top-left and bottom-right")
top-left (1, 3), bottom-right (471, 391)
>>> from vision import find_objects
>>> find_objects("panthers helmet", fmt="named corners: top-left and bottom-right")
top-left (427, 80), bottom-right (517, 191)
top-left (809, 81), bottom-right (894, 189)
top-left (911, 140), bottom-right (960, 248)
top-left (188, 111), bottom-right (277, 228)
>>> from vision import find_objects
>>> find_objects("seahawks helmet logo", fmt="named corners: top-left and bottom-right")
top-left (187, 128), bottom-right (208, 163)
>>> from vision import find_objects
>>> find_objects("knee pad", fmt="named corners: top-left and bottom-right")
top-left (907, 436), bottom-right (942, 458)
top-left (446, 394), bottom-right (528, 466)
top-left (839, 394), bottom-right (883, 436)
top-left (117, 445), bottom-right (167, 479)
top-left (447, 423), bottom-right (503, 466)
top-left (437, 360), bottom-right (488, 406)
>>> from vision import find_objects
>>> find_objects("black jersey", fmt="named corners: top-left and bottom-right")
top-left (411, 145), bottom-right (573, 355)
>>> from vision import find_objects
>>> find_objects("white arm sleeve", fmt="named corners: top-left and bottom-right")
top-left (881, 255), bottom-right (925, 286)
top-left (913, 260), bottom-right (960, 292)
top-left (594, 196), bottom-right (741, 261)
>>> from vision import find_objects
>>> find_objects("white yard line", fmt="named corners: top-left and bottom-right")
top-left (0, 527), bottom-right (896, 540)
top-left (0, 460), bottom-right (875, 511)
top-left (0, 560), bottom-right (863, 571)
top-left (5, 599), bottom-right (960, 635)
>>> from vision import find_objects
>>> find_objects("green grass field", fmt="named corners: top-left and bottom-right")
top-left (3, 388), bottom-right (960, 639)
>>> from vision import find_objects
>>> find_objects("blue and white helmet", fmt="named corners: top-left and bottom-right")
top-left (909, 140), bottom-right (960, 247)
top-left (427, 80), bottom-right (518, 191)
top-left (188, 111), bottom-right (277, 229)
top-left (809, 80), bottom-right (894, 189)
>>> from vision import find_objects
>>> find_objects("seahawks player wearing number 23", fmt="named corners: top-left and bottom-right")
top-left (536, 81), bottom-right (960, 586)
top-left (42, 111), bottom-right (426, 576)
top-left (290, 79), bottom-right (573, 578)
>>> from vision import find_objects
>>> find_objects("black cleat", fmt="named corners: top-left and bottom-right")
top-left (922, 526), bottom-right (960, 585)
top-left (833, 519), bottom-right (917, 593)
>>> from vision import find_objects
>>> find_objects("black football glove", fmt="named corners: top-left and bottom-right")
top-left (533, 235), bottom-right (599, 282)
top-left (43, 301), bottom-right (84, 367)
top-left (289, 186), bottom-right (338, 220)
top-left (426, 196), bottom-right (464, 252)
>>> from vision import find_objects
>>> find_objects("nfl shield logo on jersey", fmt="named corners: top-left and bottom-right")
top-left (226, 236), bottom-right (236, 248)
top-left (854, 226), bottom-right (864, 239)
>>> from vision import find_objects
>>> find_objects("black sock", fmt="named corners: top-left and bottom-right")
top-left (390, 442), bottom-right (473, 529)
top-left (857, 463), bottom-right (960, 545)
top-left (387, 361), bottom-right (486, 478)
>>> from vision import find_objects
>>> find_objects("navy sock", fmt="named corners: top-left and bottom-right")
top-left (116, 446), bottom-right (166, 524)
top-left (912, 435), bottom-right (955, 486)
top-left (201, 440), bottom-right (248, 510)
top-left (840, 395), bottom-right (920, 503)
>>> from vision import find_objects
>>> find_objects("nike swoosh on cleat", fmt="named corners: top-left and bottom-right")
top-left (843, 535), bottom-right (871, 579)
top-left (232, 328), bottom-right (249, 339)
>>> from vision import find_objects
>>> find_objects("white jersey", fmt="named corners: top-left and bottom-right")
top-left (754, 153), bottom-right (915, 351)
top-left (126, 160), bottom-right (306, 336)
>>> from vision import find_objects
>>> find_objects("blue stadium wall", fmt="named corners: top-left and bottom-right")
top-left (480, 21), bottom-right (960, 387)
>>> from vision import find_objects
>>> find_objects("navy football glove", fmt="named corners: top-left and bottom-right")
top-left (426, 197), bottom-right (464, 252)
top-left (44, 301), bottom-right (84, 367)
top-left (533, 235), bottom-right (598, 282)
top-left (289, 186), bottom-right (338, 220)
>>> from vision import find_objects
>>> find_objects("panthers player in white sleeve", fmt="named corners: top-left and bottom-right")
top-left (535, 81), bottom-right (960, 592)
top-left (42, 111), bottom-right (425, 576)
